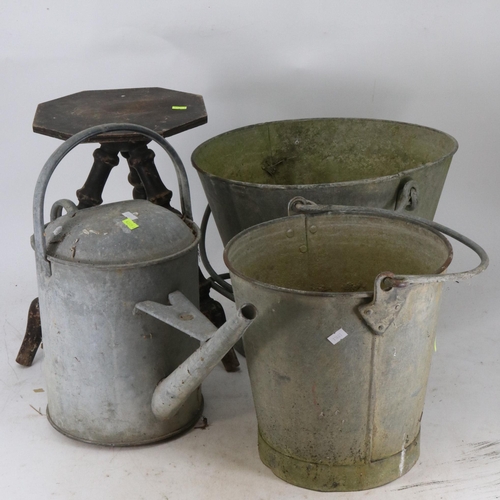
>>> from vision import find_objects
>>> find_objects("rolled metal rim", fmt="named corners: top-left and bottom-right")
top-left (223, 203), bottom-right (488, 299)
top-left (223, 212), bottom-right (448, 299)
top-left (192, 117), bottom-right (459, 189)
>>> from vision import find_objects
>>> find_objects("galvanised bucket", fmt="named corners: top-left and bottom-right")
top-left (222, 199), bottom-right (488, 491)
top-left (192, 118), bottom-right (458, 246)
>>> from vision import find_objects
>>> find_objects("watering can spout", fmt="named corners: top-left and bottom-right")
top-left (134, 292), bottom-right (257, 421)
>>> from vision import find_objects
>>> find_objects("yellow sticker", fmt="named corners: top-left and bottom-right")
top-left (122, 218), bottom-right (139, 230)
top-left (172, 105), bottom-right (187, 110)
top-left (434, 338), bottom-right (437, 352)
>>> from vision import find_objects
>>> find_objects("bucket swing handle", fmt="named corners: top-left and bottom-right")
top-left (288, 197), bottom-right (489, 334)
top-left (33, 123), bottom-right (193, 278)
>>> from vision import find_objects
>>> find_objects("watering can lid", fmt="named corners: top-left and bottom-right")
top-left (42, 199), bottom-right (198, 267)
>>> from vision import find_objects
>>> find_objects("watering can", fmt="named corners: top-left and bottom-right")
top-left (145, 198), bottom-right (488, 491)
top-left (33, 123), bottom-right (256, 445)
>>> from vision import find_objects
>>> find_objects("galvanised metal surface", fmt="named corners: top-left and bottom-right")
top-left (223, 205), bottom-right (488, 491)
top-left (192, 118), bottom-right (458, 245)
top-left (40, 247), bottom-right (201, 445)
top-left (134, 292), bottom-right (257, 421)
top-left (33, 124), bottom-right (204, 445)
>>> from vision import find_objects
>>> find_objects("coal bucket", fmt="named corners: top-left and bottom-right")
top-left (221, 199), bottom-right (488, 491)
top-left (192, 118), bottom-right (458, 246)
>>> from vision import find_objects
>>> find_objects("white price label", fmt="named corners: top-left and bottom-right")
top-left (122, 212), bottom-right (138, 220)
top-left (327, 328), bottom-right (348, 345)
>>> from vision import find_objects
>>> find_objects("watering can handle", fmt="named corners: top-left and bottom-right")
top-left (33, 123), bottom-right (193, 278)
top-left (288, 197), bottom-right (489, 285)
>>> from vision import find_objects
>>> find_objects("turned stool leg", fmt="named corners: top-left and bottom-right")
top-left (76, 144), bottom-right (120, 209)
top-left (124, 143), bottom-right (176, 211)
top-left (121, 150), bottom-right (147, 200)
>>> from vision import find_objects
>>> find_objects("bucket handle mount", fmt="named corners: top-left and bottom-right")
top-left (395, 179), bottom-right (418, 212)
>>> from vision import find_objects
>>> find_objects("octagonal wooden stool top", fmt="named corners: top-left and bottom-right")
top-left (33, 87), bottom-right (207, 143)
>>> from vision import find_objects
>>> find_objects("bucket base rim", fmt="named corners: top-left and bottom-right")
top-left (258, 429), bottom-right (420, 492)
top-left (45, 397), bottom-right (204, 447)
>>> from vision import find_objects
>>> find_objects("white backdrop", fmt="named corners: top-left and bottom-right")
top-left (1, 1), bottom-right (499, 499)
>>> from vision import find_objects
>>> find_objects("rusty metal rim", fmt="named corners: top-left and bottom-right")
top-left (191, 117), bottom-right (459, 188)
